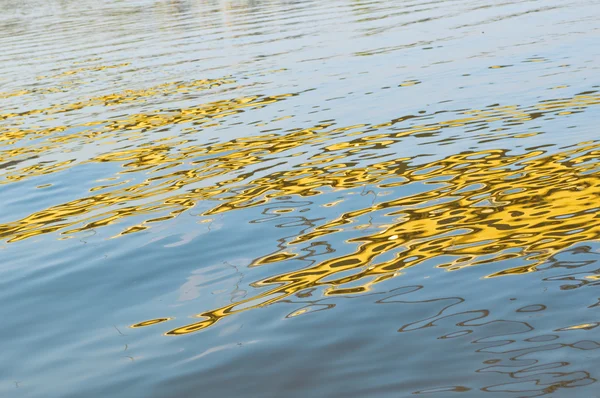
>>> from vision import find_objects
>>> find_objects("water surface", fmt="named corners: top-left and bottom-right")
top-left (1, 0), bottom-right (600, 396)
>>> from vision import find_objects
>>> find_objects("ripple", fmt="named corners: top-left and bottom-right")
top-left (2, 0), bottom-right (600, 397)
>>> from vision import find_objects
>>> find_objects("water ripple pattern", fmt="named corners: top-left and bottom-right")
top-left (1, 0), bottom-right (599, 397)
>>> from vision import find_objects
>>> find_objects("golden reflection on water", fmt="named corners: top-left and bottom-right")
top-left (0, 75), bottom-right (235, 121)
top-left (162, 137), bottom-right (600, 334)
top-left (130, 317), bottom-right (173, 328)
top-left (3, 1), bottom-right (600, 396)
top-left (1, 63), bottom-right (599, 336)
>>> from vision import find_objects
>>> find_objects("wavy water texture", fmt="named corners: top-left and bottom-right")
top-left (2, 0), bottom-right (600, 397)
top-left (1, 92), bottom-right (598, 242)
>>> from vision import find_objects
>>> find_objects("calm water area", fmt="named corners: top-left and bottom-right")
top-left (1, 0), bottom-right (600, 396)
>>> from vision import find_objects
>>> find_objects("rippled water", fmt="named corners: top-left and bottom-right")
top-left (2, 0), bottom-right (600, 396)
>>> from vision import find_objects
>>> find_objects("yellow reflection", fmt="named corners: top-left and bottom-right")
top-left (162, 139), bottom-right (599, 335)
top-left (37, 62), bottom-right (131, 80)
top-left (131, 318), bottom-right (173, 328)
top-left (1, 71), bottom-right (599, 336)
top-left (557, 323), bottom-right (600, 331)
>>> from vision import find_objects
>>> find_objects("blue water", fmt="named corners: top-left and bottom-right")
top-left (1, 0), bottom-right (599, 396)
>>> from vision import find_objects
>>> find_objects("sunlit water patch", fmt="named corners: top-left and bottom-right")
top-left (1, 0), bottom-right (599, 397)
